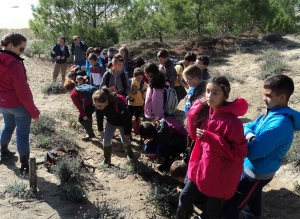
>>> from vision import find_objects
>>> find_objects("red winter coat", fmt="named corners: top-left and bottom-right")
top-left (70, 89), bottom-right (93, 118)
top-left (0, 50), bottom-right (39, 118)
top-left (187, 98), bottom-right (248, 200)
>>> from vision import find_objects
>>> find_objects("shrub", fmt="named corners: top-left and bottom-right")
top-left (35, 134), bottom-right (52, 149)
top-left (3, 180), bottom-right (33, 199)
top-left (31, 114), bottom-right (56, 136)
top-left (286, 131), bottom-right (300, 168)
top-left (237, 38), bottom-right (261, 47)
top-left (42, 82), bottom-right (66, 95)
top-left (262, 34), bottom-right (284, 43)
top-left (289, 53), bottom-right (300, 61)
top-left (60, 184), bottom-right (88, 203)
top-left (255, 50), bottom-right (288, 80)
top-left (51, 130), bottom-right (78, 149)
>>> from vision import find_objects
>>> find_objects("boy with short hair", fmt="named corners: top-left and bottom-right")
top-left (174, 52), bottom-right (197, 102)
top-left (100, 53), bottom-right (131, 97)
top-left (195, 55), bottom-right (211, 81)
top-left (88, 53), bottom-right (105, 88)
top-left (183, 65), bottom-right (204, 116)
top-left (157, 49), bottom-right (177, 88)
top-left (223, 75), bottom-right (300, 219)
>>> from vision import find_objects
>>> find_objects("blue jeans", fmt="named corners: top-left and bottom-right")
top-left (222, 171), bottom-right (273, 219)
top-left (103, 122), bottom-right (130, 147)
top-left (144, 141), bottom-right (170, 159)
top-left (74, 59), bottom-right (86, 67)
top-left (0, 106), bottom-right (32, 156)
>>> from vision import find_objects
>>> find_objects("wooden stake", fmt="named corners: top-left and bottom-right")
top-left (29, 158), bottom-right (37, 192)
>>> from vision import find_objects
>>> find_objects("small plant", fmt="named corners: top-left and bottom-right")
top-left (3, 180), bottom-right (33, 199)
top-left (51, 130), bottom-right (78, 149)
top-left (262, 33), bottom-right (284, 43)
top-left (293, 181), bottom-right (300, 195)
top-left (35, 134), bottom-right (52, 149)
top-left (222, 72), bottom-right (235, 82)
top-left (286, 131), bottom-right (300, 169)
top-left (31, 114), bottom-right (56, 136)
top-left (289, 53), bottom-right (300, 61)
top-left (255, 50), bottom-right (288, 80)
top-left (60, 184), bottom-right (88, 203)
top-left (42, 82), bottom-right (66, 95)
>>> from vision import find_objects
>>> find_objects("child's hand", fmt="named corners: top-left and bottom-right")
top-left (176, 186), bottom-right (182, 193)
top-left (196, 128), bottom-right (205, 139)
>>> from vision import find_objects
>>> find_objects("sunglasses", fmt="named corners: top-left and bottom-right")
top-left (17, 46), bottom-right (25, 52)
top-left (186, 77), bottom-right (195, 82)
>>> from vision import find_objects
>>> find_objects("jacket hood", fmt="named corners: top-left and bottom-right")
top-left (271, 106), bottom-right (300, 131)
top-left (0, 50), bottom-right (23, 76)
top-left (217, 98), bottom-right (248, 117)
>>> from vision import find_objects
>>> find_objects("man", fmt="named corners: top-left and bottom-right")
top-left (157, 49), bottom-right (177, 88)
top-left (50, 37), bottom-right (70, 83)
top-left (71, 35), bottom-right (88, 66)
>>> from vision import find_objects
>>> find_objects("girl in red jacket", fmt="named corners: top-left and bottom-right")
top-left (176, 76), bottom-right (248, 219)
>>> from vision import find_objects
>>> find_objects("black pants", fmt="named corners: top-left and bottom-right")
top-left (78, 103), bottom-right (95, 136)
top-left (174, 85), bottom-right (187, 102)
top-left (179, 179), bottom-right (223, 219)
top-left (78, 104), bottom-right (95, 122)
top-left (128, 105), bottom-right (142, 122)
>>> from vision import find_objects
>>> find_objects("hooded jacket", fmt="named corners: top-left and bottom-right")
top-left (187, 98), bottom-right (248, 200)
top-left (244, 106), bottom-right (300, 177)
top-left (144, 86), bottom-right (164, 119)
top-left (0, 50), bottom-right (40, 118)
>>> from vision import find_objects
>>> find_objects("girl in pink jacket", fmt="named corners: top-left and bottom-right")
top-left (144, 63), bottom-right (166, 119)
top-left (176, 76), bottom-right (248, 219)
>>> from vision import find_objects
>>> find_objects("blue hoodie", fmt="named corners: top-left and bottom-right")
top-left (244, 106), bottom-right (300, 175)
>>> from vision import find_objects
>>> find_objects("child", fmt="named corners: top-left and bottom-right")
top-left (127, 68), bottom-right (148, 133)
top-left (119, 46), bottom-right (134, 78)
top-left (222, 75), bottom-right (300, 219)
top-left (139, 119), bottom-right (187, 171)
top-left (157, 49), bottom-right (177, 88)
top-left (195, 55), bottom-right (211, 81)
top-left (174, 52), bottom-right (196, 102)
top-left (94, 88), bottom-right (133, 165)
top-left (100, 54), bottom-right (131, 97)
top-left (63, 79), bottom-right (96, 141)
top-left (76, 75), bottom-right (87, 85)
top-left (176, 76), bottom-right (248, 219)
top-left (81, 47), bottom-right (95, 77)
top-left (144, 63), bottom-right (166, 120)
top-left (88, 53), bottom-right (105, 88)
top-left (183, 65), bottom-right (207, 116)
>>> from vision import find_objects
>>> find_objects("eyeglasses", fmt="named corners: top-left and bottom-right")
top-left (17, 46), bottom-right (25, 52)
top-left (186, 77), bottom-right (195, 82)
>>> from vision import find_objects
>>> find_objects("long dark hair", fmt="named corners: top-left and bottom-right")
top-left (144, 63), bottom-right (165, 89)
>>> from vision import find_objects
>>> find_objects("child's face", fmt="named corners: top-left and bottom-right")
top-left (112, 61), bottom-right (123, 73)
top-left (76, 78), bottom-right (84, 85)
top-left (134, 75), bottom-right (144, 82)
top-left (174, 176), bottom-right (185, 183)
top-left (158, 57), bottom-right (168, 65)
top-left (120, 50), bottom-right (126, 59)
top-left (94, 100), bottom-right (108, 110)
top-left (263, 88), bottom-right (286, 109)
top-left (89, 59), bottom-right (97, 66)
top-left (196, 60), bottom-right (207, 71)
top-left (206, 82), bottom-right (227, 110)
top-left (144, 70), bottom-right (152, 80)
top-left (185, 75), bottom-right (200, 88)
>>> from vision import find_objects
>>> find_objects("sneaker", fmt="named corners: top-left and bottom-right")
top-left (81, 135), bottom-right (95, 141)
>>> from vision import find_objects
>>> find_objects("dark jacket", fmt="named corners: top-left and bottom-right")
top-left (96, 99), bottom-right (132, 135)
top-left (50, 44), bottom-right (70, 64)
top-left (71, 41), bottom-right (88, 55)
top-left (0, 50), bottom-right (40, 118)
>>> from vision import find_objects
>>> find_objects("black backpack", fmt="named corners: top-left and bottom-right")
top-left (71, 41), bottom-right (87, 54)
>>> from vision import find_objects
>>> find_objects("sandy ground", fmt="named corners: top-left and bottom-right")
top-left (0, 35), bottom-right (300, 219)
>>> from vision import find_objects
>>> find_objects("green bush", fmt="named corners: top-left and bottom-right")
top-left (51, 130), bottom-right (78, 149)
top-left (60, 184), bottom-right (88, 203)
top-left (31, 114), bottom-right (56, 136)
top-left (262, 34), bottom-right (284, 43)
top-left (255, 50), bottom-right (288, 80)
top-left (35, 134), bottom-right (52, 149)
top-left (3, 180), bottom-right (33, 199)
top-left (42, 82), bottom-right (66, 95)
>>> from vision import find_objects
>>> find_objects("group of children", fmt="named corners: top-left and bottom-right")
top-left (61, 45), bottom-right (300, 219)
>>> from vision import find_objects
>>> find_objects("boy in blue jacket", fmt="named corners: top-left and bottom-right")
top-left (223, 75), bottom-right (300, 219)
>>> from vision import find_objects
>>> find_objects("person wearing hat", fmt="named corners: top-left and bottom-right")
top-left (71, 35), bottom-right (88, 67)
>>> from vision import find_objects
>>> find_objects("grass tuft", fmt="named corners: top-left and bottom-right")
top-left (3, 180), bottom-right (33, 199)
top-left (42, 82), bottom-right (66, 95)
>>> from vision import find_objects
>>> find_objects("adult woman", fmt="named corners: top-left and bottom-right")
top-left (144, 63), bottom-right (166, 120)
top-left (119, 46), bottom-right (134, 78)
top-left (0, 32), bottom-right (40, 173)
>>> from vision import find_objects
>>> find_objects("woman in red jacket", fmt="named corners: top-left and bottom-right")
top-left (0, 32), bottom-right (40, 173)
top-left (176, 76), bottom-right (248, 219)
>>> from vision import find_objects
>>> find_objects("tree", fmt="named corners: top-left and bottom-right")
top-left (29, 0), bottom-right (130, 47)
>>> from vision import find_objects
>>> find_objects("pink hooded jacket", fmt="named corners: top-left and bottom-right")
top-left (144, 87), bottom-right (165, 119)
top-left (0, 51), bottom-right (39, 119)
top-left (187, 98), bottom-right (248, 200)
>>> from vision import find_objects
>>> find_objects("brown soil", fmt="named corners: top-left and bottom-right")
top-left (0, 35), bottom-right (300, 219)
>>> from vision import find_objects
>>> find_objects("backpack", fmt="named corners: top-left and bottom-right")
top-left (129, 78), bottom-right (145, 94)
top-left (105, 72), bottom-right (127, 96)
top-left (75, 84), bottom-right (98, 108)
top-left (113, 93), bottom-right (128, 114)
top-left (71, 41), bottom-right (87, 54)
top-left (163, 85), bottom-right (178, 114)
top-left (163, 118), bottom-right (188, 139)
